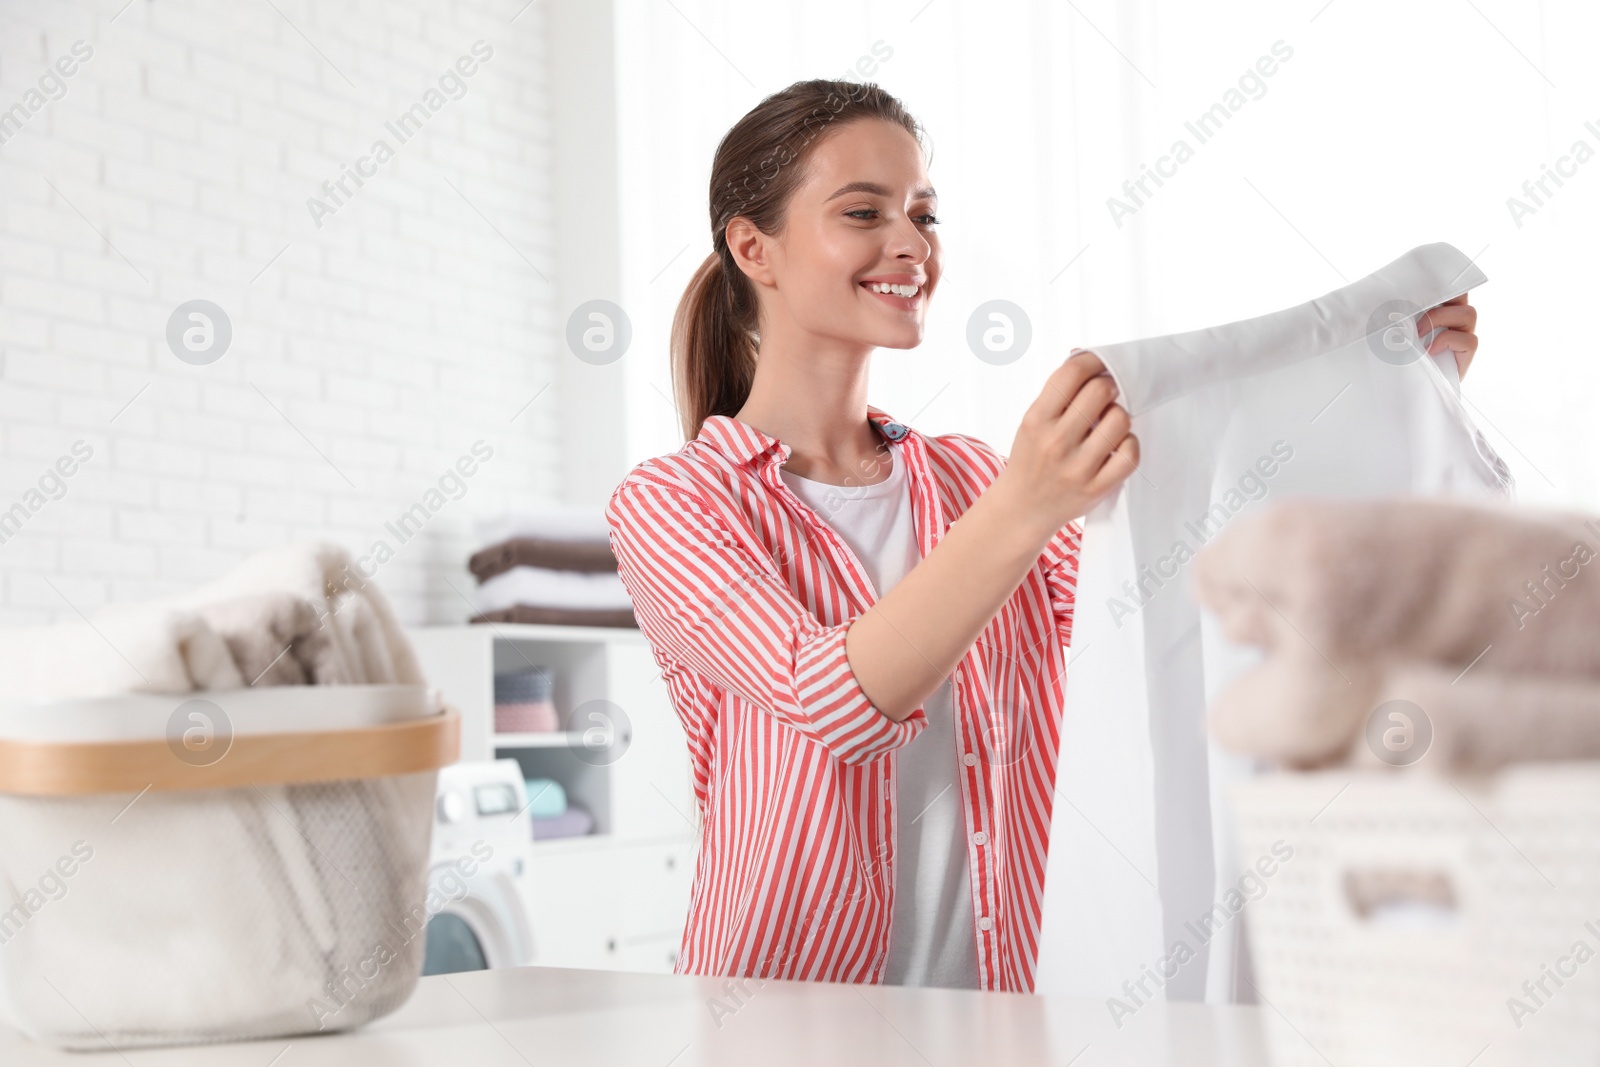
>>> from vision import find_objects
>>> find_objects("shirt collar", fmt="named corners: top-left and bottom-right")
top-left (696, 406), bottom-right (915, 467)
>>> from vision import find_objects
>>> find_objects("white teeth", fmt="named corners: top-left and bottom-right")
top-left (867, 282), bottom-right (920, 297)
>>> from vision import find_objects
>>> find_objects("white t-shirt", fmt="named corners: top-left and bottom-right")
top-left (778, 445), bottom-right (980, 990)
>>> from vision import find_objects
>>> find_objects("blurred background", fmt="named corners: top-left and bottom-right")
top-left (0, 0), bottom-right (1594, 628)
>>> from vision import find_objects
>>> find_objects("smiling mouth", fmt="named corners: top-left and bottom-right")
top-left (860, 281), bottom-right (924, 306)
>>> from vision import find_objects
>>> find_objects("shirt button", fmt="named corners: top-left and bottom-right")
top-left (972, 831), bottom-right (989, 846)
top-left (978, 916), bottom-right (994, 932)
top-left (962, 753), bottom-right (978, 767)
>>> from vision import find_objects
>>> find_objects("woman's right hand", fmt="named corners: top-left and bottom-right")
top-left (996, 350), bottom-right (1139, 536)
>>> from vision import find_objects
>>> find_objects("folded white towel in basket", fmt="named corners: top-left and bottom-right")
top-left (0, 605), bottom-right (245, 701)
top-left (0, 542), bottom-right (424, 701)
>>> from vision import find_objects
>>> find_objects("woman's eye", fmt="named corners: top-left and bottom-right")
top-left (844, 208), bottom-right (941, 226)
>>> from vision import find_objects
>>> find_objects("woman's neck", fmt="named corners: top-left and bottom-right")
top-left (732, 336), bottom-right (889, 487)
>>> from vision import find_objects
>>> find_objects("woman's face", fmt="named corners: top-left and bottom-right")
top-left (740, 118), bottom-right (941, 352)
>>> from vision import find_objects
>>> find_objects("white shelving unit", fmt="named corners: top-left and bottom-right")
top-left (407, 623), bottom-right (697, 974)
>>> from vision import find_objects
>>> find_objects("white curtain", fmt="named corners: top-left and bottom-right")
top-left (614, 0), bottom-right (1597, 511)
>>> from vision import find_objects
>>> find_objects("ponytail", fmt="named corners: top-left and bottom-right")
top-left (669, 78), bottom-right (924, 442)
top-left (670, 251), bottom-right (757, 444)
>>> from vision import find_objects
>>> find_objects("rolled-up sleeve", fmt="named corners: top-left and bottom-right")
top-left (1040, 518), bottom-right (1083, 647)
top-left (606, 475), bottom-right (926, 765)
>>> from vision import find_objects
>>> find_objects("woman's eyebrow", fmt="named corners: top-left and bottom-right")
top-left (824, 180), bottom-right (938, 202)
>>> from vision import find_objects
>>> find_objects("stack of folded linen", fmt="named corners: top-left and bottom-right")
top-left (467, 507), bottom-right (637, 628)
top-left (1193, 496), bottom-right (1600, 770)
top-left (522, 776), bottom-right (593, 840)
top-left (0, 541), bottom-right (424, 700)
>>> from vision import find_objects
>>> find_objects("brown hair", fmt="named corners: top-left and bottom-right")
top-left (670, 78), bottom-right (925, 442)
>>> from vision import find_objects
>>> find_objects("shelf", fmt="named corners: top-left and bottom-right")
top-left (529, 831), bottom-right (613, 853)
top-left (463, 622), bottom-right (647, 644)
top-left (494, 731), bottom-right (585, 749)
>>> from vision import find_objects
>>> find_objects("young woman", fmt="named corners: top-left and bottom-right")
top-left (604, 79), bottom-right (1480, 993)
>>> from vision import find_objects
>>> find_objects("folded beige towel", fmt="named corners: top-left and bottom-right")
top-left (1365, 663), bottom-right (1600, 770)
top-left (192, 593), bottom-right (335, 686)
top-left (1207, 652), bottom-right (1600, 769)
top-left (1194, 497), bottom-right (1600, 769)
top-left (1192, 496), bottom-right (1600, 678)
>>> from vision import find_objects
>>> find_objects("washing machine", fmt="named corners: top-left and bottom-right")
top-left (421, 759), bottom-right (537, 975)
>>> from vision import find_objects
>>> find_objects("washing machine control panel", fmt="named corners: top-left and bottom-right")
top-left (432, 759), bottom-right (533, 849)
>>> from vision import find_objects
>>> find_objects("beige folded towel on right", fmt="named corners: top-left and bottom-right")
top-left (1192, 496), bottom-right (1600, 768)
top-left (1193, 495), bottom-right (1600, 675)
top-left (1360, 663), bottom-right (1600, 770)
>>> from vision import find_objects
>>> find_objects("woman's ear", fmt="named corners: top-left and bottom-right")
top-left (726, 216), bottom-right (776, 287)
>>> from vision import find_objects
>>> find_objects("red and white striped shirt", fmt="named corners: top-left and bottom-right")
top-left (604, 406), bottom-right (1082, 992)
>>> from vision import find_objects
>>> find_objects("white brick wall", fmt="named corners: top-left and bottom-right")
top-left (0, 0), bottom-right (561, 625)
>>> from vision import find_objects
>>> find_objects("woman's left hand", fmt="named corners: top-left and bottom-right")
top-left (1418, 293), bottom-right (1479, 379)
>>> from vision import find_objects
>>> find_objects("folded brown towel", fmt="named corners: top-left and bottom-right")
top-left (1194, 496), bottom-right (1600, 769)
top-left (469, 537), bottom-right (619, 583)
top-left (193, 592), bottom-right (335, 686)
top-left (469, 604), bottom-right (638, 629)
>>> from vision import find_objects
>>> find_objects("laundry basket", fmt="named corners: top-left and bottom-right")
top-left (0, 685), bottom-right (459, 1050)
top-left (1229, 766), bottom-right (1600, 1067)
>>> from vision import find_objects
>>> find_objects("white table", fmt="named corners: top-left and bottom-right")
top-left (0, 966), bottom-right (1276, 1065)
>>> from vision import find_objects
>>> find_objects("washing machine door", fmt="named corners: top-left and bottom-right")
top-left (421, 856), bottom-right (535, 975)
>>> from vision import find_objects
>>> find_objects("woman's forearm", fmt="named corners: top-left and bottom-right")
top-left (844, 469), bottom-right (1057, 722)
top-left (846, 351), bottom-right (1138, 722)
